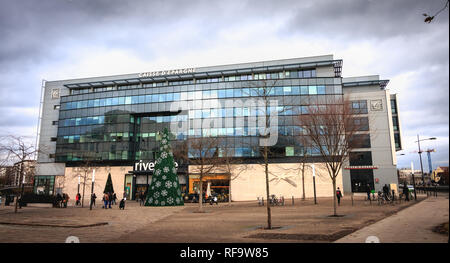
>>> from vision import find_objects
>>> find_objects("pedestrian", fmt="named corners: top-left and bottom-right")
top-left (383, 184), bottom-right (390, 201)
top-left (91, 192), bottom-right (97, 207)
top-left (56, 193), bottom-right (62, 208)
top-left (75, 193), bottom-right (80, 206)
top-left (113, 193), bottom-right (117, 205)
top-left (366, 184), bottom-right (371, 201)
top-left (139, 191), bottom-right (145, 206)
top-left (108, 192), bottom-right (112, 208)
top-left (102, 193), bottom-right (109, 209)
top-left (119, 198), bottom-right (126, 210)
top-left (64, 193), bottom-right (69, 208)
top-left (336, 187), bottom-right (343, 206)
top-left (403, 182), bottom-right (410, 201)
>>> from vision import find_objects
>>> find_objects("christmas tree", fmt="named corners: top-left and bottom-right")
top-left (103, 173), bottom-right (114, 194)
top-left (145, 128), bottom-right (184, 206)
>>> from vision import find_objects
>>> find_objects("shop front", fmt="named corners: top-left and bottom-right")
top-left (188, 174), bottom-right (230, 201)
top-left (126, 160), bottom-right (188, 200)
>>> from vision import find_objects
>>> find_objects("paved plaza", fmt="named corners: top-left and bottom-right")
top-left (0, 194), bottom-right (447, 243)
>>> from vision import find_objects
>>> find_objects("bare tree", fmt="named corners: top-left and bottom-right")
top-left (179, 137), bottom-right (223, 212)
top-left (243, 79), bottom-right (284, 229)
top-left (423, 0), bottom-right (449, 23)
top-left (296, 97), bottom-right (366, 216)
top-left (0, 136), bottom-right (39, 213)
top-left (72, 160), bottom-right (98, 208)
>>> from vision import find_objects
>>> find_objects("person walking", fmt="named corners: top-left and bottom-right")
top-left (383, 184), bottom-right (390, 201)
top-left (63, 193), bottom-right (69, 208)
top-left (75, 193), bottom-right (81, 206)
top-left (102, 193), bottom-right (109, 209)
top-left (108, 192), bottom-right (112, 208)
top-left (403, 182), bottom-right (410, 201)
top-left (336, 187), bottom-right (343, 206)
top-left (366, 184), bottom-right (372, 201)
top-left (91, 193), bottom-right (97, 207)
top-left (113, 193), bottom-right (117, 205)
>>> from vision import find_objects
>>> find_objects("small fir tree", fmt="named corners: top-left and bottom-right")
top-left (145, 128), bottom-right (184, 206)
top-left (103, 173), bottom-right (114, 194)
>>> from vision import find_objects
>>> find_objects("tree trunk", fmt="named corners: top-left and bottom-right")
top-left (264, 146), bottom-right (272, 229)
top-left (198, 177), bottom-right (203, 212)
top-left (14, 163), bottom-right (24, 213)
top-left (228, 176), bottom-right (232, 206)
top-left (332, 178), bottom-right (337, 216)
top-left (301, 162), bottom-right (305, 200)
top-left (82, 175), bottom-right (86, 208)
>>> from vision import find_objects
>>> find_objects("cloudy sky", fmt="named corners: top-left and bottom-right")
top-left (0, 0), bottom-right (448, 170)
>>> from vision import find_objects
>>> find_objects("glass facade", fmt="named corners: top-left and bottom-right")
top-left (55, 68), bottom-right (343, 163)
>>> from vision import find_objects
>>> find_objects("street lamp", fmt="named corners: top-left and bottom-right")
top-left (312, 163), bottom-right (317, 205)
top-left (90, 169), bottom-right (95, 210)
top-left (411, 161), bottom-right (417, 200)
top-left (415, 135), bottom-right (436, 185)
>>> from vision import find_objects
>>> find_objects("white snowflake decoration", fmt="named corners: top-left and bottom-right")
top-left (162, 139), bottom-right (167, 144)
top-left (149, 197), bottom-right (153, 203)
top-left (154, 200), bottom-right (159, 205)
top-left (177, 189), bottom-right (181, 195)
top-left (162, 175), bottom-right (167, 180)
top-left (161, 190), bottom-right (168, 196)
top-left (165, 181), bottom-right (172, 188)
top-left (175, 198), bottom-right (180, 204)
top-left (167, 197), bottom-right (174, 204)
top-left (161, 201), bottom-right (165, 206)
top-left (153, 192), bottom-right (160, 198)
top-left (155, 169), bottom-right (161, 176)
top-left (172, 167), bottom-right (177, 173)
top-left (155, 181), bottom-right (161, 187)
top-left (161, 152), bottom-right (167, 159)
top-left (163, 167), bottom-right (169, 173)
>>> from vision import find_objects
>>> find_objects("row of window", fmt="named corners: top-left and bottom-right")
top-left (55, 143), bottom-right (325, 162)
top-left (61, 85), bottom-right (341, 111)
top-left (59, 104), bottom-right (334, 127)
top-left (68, 69), bottom-right (318, 95)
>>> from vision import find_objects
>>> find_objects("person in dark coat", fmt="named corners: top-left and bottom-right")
top-left (383, 184), bottom-right (390, 201)
top-left (336, 187), bottom-right (343, 206)
top-left (91, 193), bottom-right (97, 207)
top-left (403, 182), bottom-right (410, 201)
top-left (108, 192), bottom-right (112, 208)
top-left (366, 184), bottom-right (372, 201)
top-left (119, 198), bottom-right (125, 210)
top-left (112, 193), bottom-right (117, 205)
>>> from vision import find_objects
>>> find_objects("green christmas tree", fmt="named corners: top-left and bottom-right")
top-left (103, 173), bottom-right (114, 194)
top-left (145, 128), bottom-right (184, 206)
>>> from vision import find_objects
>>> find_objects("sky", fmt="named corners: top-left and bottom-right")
top-left (0, 0), bottom-right (448, 170)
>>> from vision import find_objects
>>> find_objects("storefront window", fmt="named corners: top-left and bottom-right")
top-left (34, 176), bottom-right (55, 195)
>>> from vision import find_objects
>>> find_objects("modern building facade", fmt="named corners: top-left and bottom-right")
top-left (35, 55), bottom-right (402, 203)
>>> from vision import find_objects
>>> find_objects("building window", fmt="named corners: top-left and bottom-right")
top-left (391, 99), bottom-right (397, 114)
top-left (351, 100), bottom-right (368, 114)
top-left (351, 117), bottom-right (369, 131)
top-left (392, 116), bottom-right (399, 131)
top-left (394, 133), bottom-right (401, 149)
top-left (54, 105), bottom-right (60, 110)
top-left (34, 176), bottom-right (55, 195)
top-left (50, 137), bottom-right (57, 142)
top-left (52, 121), bottom-right (58, 125)
top-left (350, 169), bottom-right (374, 193)
top-left (349, 151), bottom-right (373, 166)
top-left (349, 134), bottom-right (371, 148)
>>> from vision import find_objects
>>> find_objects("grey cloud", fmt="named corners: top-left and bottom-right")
top-left (285, 0), bottom-right (449, 40)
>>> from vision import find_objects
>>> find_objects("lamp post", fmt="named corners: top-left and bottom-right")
top-left (77, 174), bottom-right (80, 202)
top-left (415, 135), bottom-right (436, 185)
top-left (90, 169), bottom-right (95, 210)
top-left (411, 161), bottom-right (417, 201)
top-left (312, 163), bottom-right (317, 204)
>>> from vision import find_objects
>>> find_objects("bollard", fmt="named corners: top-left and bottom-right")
top-left (292, 196), bottom-right (294, 206)
top-left (261, 197), bottom-right (264, 206)
top-left (351, 193), bottom-right (354, 206)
